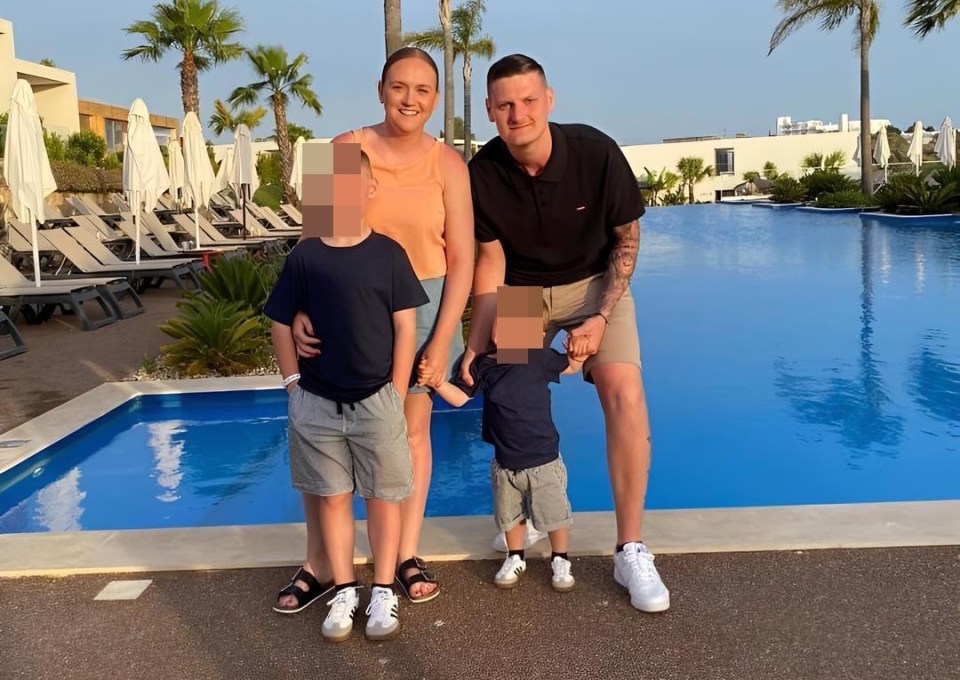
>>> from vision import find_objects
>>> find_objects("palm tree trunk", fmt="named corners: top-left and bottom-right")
top-left (688, 181), bottom-right (694, 205)
top-left (439, 0), bottom-right (455, 148)
top-left (384, 0), bottom-right (403, 58)
top-left (859, 5), bottom-right (874, 196)
top-left (181, 50), bottom-right (200, 115)
top-left (463, 55), bottom-right (473, 161)
top-left (273, 97), bottom-right (294, 204)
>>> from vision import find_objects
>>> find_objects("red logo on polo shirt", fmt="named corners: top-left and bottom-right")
top-left (575, 205), bottom-right (586, 211)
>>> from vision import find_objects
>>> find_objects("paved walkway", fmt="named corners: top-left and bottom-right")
top-left (2, 277), bottom-right (958, 679)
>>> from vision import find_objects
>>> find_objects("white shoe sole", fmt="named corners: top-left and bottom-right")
top-left (365, 621), bottom-right (401, 641)
top-left (613, 568), bottom-right (671, 612)
top-left (322, 625), bottom-right (354, 643)
top-left (551, 578), bottom-right (575, 593)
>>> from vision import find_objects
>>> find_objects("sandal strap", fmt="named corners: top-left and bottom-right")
top-left (277, 567), bottom-right (320, 603)
top-left (397, 556), bottom-right (438, 585)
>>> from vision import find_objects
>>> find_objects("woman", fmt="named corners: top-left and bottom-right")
top-left (275, 47), bottom-right (474, 611)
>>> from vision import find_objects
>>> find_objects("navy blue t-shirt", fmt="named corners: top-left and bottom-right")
top-left (450, 348), bottom-right (570, 471)
top-left (263, 234), bottom-right (428, 402)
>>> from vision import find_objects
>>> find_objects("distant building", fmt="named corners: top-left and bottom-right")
top-left (777, 113), bottom-right (891, 136)
top-left (2, 16), bottom-right (177, 152)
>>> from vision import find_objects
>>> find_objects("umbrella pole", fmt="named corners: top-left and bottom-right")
top-left (134, 191), bottom-right (141, 265)
top-left (242, 184), bottom-right (248, 241)
top-left (31, 210), bottom-right (42, 288)
top-left (195, 204), bottom-right (201, 250)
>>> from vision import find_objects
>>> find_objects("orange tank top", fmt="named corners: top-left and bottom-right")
top-left (351, 128), bottom-right (447, 280)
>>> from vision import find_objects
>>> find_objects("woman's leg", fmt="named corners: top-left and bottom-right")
top-left (397, 392), bottom-right (436, 597)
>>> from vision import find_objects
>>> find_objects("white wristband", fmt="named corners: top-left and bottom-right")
top-left (281, 373), bottom-right (301, 388)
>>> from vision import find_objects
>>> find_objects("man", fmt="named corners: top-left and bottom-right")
top-left (461, 54), bottom-right (669, 613)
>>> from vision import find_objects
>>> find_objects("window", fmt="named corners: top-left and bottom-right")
top-left (104, 119), bottom-right (126, 153)
top-left (715, 148), bottom-right (735, 175)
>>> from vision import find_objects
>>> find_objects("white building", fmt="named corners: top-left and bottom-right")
top-left (777, 113), bottom-right (891, 136)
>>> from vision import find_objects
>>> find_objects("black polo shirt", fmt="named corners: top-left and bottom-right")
top-left (469, 122), bottom-right (645, 287)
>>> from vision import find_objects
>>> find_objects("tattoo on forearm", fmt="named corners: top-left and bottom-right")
top-left (599, 220), bottom-right (639, 318)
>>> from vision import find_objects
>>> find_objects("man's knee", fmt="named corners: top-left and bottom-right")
top-left (593, 364), bottom-right (647, 416)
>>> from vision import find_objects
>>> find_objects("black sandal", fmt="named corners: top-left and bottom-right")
top-left (272, 567), bottom-right (334, 614)
top-left (395, 556), bottom-right (441, 604)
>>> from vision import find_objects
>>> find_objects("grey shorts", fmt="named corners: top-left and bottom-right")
top-left (491, 457), bottom-right (573, 533)
top-left (287, 383), bottom-right (413, 502)
top-left (409, 276), bottom-right (465, 394)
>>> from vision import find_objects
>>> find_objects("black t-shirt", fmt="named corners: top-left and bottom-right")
top-left (451, 348), bottom-right (570, 471)
top-left (263, 234), bottom-right (428, 402)
top-left (469, 122), bottom-right (645, 287)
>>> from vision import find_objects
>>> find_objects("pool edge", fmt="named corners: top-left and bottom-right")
top-left (1, 501), bottom-right (958, 577)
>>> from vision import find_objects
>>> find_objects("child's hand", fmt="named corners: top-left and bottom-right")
top-left (564, 334), bottom-right (592, 360)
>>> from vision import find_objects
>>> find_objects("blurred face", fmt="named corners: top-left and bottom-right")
top-left (486, 72), bottom-right (554, 152)
top-left (300, 143), bottom-right (377, 238)
top-left (492, 285), bottom-right (545, 364)
top-left (379, 57), bottom-right (439, 135)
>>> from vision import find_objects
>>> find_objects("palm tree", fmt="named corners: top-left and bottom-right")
top-left (904, 0), bottom-right (960, 36)
top-left (676, 157), bottom-right (714, 205)
top-left (769, 0), bottom-right (879, 196)
top-left (439, 0), bottom-right (456, 149)
top-left (208, 99), bottom-right (267, 137)
top-left (407, 0), bottom-right (495, 160)
top-left (385, 0), bottom-right (403, 57)
top-left (641, 167), bottom-right (681, 206)
top-left (229, 46), bottom-right (323, 203)
top-left (122, 0), bottom-right (245, 116)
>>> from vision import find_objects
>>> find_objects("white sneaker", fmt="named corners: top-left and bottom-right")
top-left (365, 586), bottom-right (401, 641)
top-left (550, 556), bottom-right (575, 592)
top-left (494, 554), bottom-right (527, 589)
top-left (613, 542), bottom-right (670, 612)
top-left (322, 586), bottom-right (360, 642)
top-left (492, 523), bottom-right (548, 553)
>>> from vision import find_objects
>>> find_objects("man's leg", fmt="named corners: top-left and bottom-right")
top-left (589, 362), bottom-right (650, 544)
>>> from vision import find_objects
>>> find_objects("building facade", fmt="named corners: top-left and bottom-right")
top-left (78, 100), bottom-right (178, 153)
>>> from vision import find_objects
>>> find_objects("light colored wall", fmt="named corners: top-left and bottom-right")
top-left (0, 19), bottom-right (15, 119)
top-left (622, 131), bottom-right (861, 202)
top-left (212, 138), bottom-right (334, 163)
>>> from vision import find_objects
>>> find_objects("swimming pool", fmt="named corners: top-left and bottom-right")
top-left (1, 205), bottom-right (958, 533)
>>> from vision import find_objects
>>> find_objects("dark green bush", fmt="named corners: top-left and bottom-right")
top-left (193, 254), bottom-right (274, 314)
top-left (103, 153), bottom-right (122, 170)
top-left (875, 174), bottom-right (960, 215)
top-left (256, 152), bottom-right (282, 186)
top-left (253, 184), bottom-right (282, 210)
top-left (44, 131), bottom-right (66, 161)
top-left (50, 160), bottom-right (100, 192)
top-left (65, 131), bottom-right (107, 167)
top-left (814, 190), bottom-right (872, 208)
top-left (800, 170), bottom-right (856, 200)
top-left (769, 175), bottom-right (807, 204)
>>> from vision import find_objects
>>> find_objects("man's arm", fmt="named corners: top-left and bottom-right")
top-left (597, 218), bottom-right (640, 321)
top-left (461, 239), bottom-right (505, 385)
top-left (432, 380), bottom-right (471, 408)
top-left (391, 307), bottom-right (418, 401)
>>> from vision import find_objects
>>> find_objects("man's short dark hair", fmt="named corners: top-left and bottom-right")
top-left (486, 54), bottom-right (547, 89)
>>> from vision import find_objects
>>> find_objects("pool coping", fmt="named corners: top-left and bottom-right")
top-left (2, 377), bottom-right (959, 577)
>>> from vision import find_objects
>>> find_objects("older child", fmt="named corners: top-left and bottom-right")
top-left (265, 146), bottom-right (427, 642)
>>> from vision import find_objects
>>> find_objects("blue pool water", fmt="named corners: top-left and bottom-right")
top-left (2, 205), bottom-right (959, 533)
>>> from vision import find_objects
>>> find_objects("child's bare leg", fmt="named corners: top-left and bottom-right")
top-left (366, 498), bottom-right (401, 585)
top-left (505, 521), bottom-right (528, 552)
top-left (277, 492), bottom-right (332, 608)
top-left (548, 527), bottom-right (569, 554)
top-left (317, 493), bottom-right (355, 584)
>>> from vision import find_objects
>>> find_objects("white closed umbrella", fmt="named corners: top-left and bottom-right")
top-left (214, 145), bottom-right (234, 194)
top-left (123, 98), bottom-right (170, 263)
top-left (181, 111), bottom-right (215, 249)
top-left (4, 80), bottom-right (57, 287)
top-left (290, 136), bottom-right (306, 202)
top-left (934, 117), bottom-right (956, 169)
top-left (853, 134), bottom-right (863, 167)
top-left (873, 125), bottom-right (891, 183)
top-left (906, 121), bottom-right (925, 176)
top-left (167, 139), bottom-right (185, 208)
top-left (230, 124), bottom-right (259, 239)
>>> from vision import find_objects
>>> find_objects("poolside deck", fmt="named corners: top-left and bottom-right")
top-left (2, 279), bottom-right (958, 678)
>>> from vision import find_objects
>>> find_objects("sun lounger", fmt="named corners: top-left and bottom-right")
top-left (280, 204), bottom-right (303, 225)
top-left (0, 310), bottom-right (27, 359)
top-left (0, 256), bottom-right (144, 320)
top-left (228, 209), bottom-right (301, 238)
top-left (41, 227), bottom-right (200, 291)
top-left (170, 214), bottom-right (282, 253)
top-left (249, 203), bottom-right (303, 232)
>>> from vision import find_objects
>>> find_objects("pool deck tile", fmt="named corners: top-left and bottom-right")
top-left (93, 579), bottom-right (153, 600)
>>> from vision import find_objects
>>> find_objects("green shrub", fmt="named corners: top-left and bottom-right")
top-left (0, 112), bottom-right (7, 155)
top-left (253, 183), bottom-right (283, 210)
top-left (44, 131), bottom-right (66, 161)
top-left (742, 170), bottom-right (761, 182)
top-left (50, 160), bottom-right (100, 192)
top-left (769, 175), bottom-right (807, 203)
top-left (193, 254), bottom-right (273, 313)
top-left (256, 152), bottom-right (282, 186)
top-left (102, 153), bottom-right (122, 170)
top-left (875, 174), bottom-right (959, 215)
top-left (762, 161), bottom-right (780, 180)
top-left (800, 169), bottom-right (856, 200)
top-left (160, 296), bottom-right (272, 377)
top-left (65, 131), bottom-right (107, 167)
top-left (814, 190), bottom-right (872, 208)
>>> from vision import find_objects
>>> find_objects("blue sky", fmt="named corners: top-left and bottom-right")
top-left (5, 1), bottom-right (958, 145)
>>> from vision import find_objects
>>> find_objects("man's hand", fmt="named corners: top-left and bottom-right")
top-left (291, 310), bottom-right (321, 358)
top-left (567, 315), bottom-right (606, 359)
top-left (417, 335), bottom-right (452, 389)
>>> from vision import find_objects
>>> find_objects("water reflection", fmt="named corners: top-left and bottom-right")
top-left (33, 468), bottom-right (86, 532)
top-left (775, 223), bottom-right (904, 456)
top-left (908, 332), bottom-right (960, 428)
top-left (148, 421), bottom-right (185, 503)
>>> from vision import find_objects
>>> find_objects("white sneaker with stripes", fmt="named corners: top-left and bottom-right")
top-left (365, 586), bottom-right (401, 641)
top-left (322, 586), bottom-right (360, 642)
top-left (494, 554), bottom-right (527, 589)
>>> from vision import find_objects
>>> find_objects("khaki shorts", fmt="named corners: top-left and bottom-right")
top-left (543, 273), bottom-right (642, 382)
top-left (491, 457), bottom-right (573, 534)
top-left (287, 383), bottom-right (412, 502)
